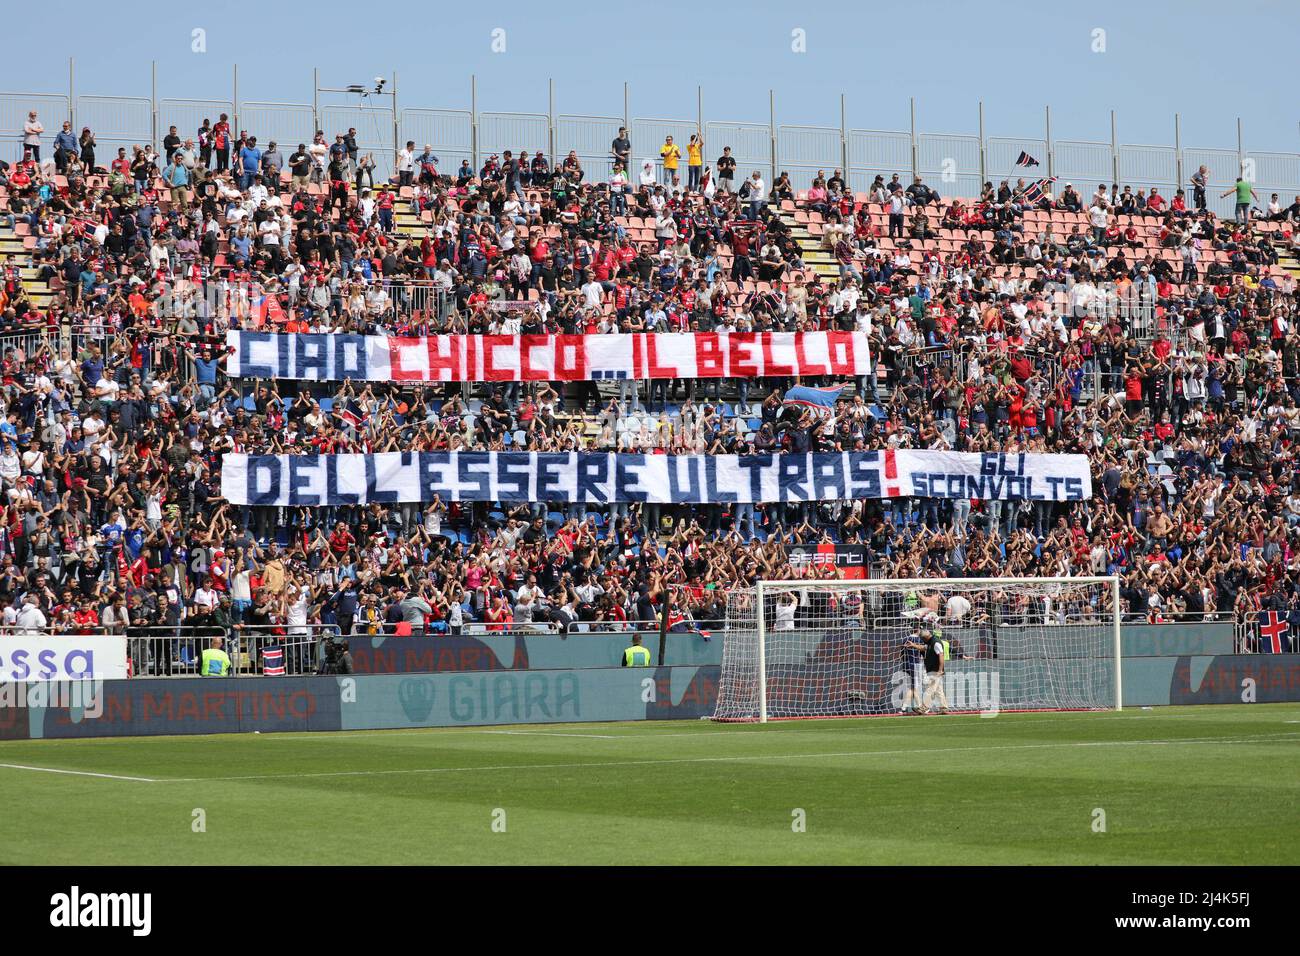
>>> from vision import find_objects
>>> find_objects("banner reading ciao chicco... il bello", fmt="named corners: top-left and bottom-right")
top-left (220, 450), bottom-right (1092, 506)
top-left (224, 330), bottom-right (873, 383)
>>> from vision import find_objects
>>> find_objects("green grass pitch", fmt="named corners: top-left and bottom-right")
top-left (1, 704), bottom-right (1297, 865)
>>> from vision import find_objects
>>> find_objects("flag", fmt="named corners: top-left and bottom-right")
top-left (1257, 610), bottom-right (1292, 653)
top-left (262, 645), bottom-right (285, 676)
top-left (1021, 177), bottom-right (1058, 206)
top-left (254, 292), bottom-right (287, 326)
top-left (782, 384), bottom-right (845, 420)
top-left (1015, 151), bottom-right (1040, 168)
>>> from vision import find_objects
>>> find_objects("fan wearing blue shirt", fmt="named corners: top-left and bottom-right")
top-left (238, 137), bottom-right (262, 191)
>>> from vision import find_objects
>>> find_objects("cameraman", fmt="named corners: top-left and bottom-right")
top-left (318, 637), bottom-right (353, 675)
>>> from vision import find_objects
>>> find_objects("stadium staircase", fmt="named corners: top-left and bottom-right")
top-left (774, 200), bottom-right (839, 281)
top-left (1274, 246), bottom-right (1300, 283)
top-left (0, 222), bottom-right (55, 312)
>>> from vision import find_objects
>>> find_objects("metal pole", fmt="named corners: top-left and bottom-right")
top-left (151, 60), bottom-right (158, 150)
top-left (977, 100), bottom-right (985, 190)
top-left (233, 64), bottom-right (239, 143)
top-left (769, 89), bottom-right (777, 177)
top-left (1112, 575), bottom-right (1123, 711)
top-left (470, 73), bottom-right (478, 169)
top-left (910, 96), bottom-right (918, 180)
top-left (312, 67), bottom-right (319, 133)
top-left (548, 78), bottom-right (555, 166)
top-left (657, 585), bottom-right (671, 668)
top-left (1110, 109), bottom-right (1118, 188)
top-left (1237, 117), bottom-right (1244, 173)
top-left (68, 57), bottom-right (75, 128)
top-left (623, 81), bottom-right (629, 132)
top-left (392, 71), bottom-right (399, 168)
top-left (1045, 105), bottom-right (1053, 179)
top-left (697, 84), bottom-right (703, 137)
top-left (1174, 112), bottom-right (1183, 190)
top-left (840, 92), bottom-right (848, 183)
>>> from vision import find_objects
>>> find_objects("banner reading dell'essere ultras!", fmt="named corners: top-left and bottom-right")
top-left (220, 450), bottom-right (1092, 506)
top-left (224, 330), bottom-right (873, 382)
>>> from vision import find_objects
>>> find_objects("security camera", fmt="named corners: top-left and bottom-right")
top-left (374, 77), bottom-right (386, 90)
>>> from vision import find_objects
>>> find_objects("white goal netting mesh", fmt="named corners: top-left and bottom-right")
top-left (714, 579), bottom-right (1117, 721)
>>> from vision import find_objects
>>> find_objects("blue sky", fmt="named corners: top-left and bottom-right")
top-left (4, 0), bottom-right (1295, 153)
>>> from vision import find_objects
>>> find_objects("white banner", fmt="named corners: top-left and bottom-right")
top-left (225, 330), bottom-right (873, 383)
top-left (0, 637), bottom-right (129, 682)
top-left (220, 450), bottom-right (1092, 506)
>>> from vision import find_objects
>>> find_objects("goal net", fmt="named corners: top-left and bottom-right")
top-left (714, 577), bottom-right (1120, 722)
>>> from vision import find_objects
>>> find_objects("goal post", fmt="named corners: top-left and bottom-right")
top-left (715, 576), bottom-right (1123, 723)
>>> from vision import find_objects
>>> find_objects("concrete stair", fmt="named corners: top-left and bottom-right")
top-left (0, 225), bottom-right (55, 310)
top-left (775, 206), bottom-right (838, 281)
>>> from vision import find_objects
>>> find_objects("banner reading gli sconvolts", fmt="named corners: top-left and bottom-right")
top-left (0, 637), bottom-right (128, 682)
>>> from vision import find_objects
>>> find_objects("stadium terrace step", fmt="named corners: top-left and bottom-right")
top-left (778, 210), bottom-right (840, 278)
top-left (0, 225), bottom-right (54, 311)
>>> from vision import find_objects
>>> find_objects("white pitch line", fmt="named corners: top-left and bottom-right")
top-left (0, 763), bottom-right (157, 783)
top-left (255, 710), bottom-right (1220, 742)
top-left (154, 731), bottom-right (1300, 784)
top-left (476, 730), bottom-right (621, 739)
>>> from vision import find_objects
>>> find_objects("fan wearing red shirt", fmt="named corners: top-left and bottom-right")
top-left (329, 523), bottom-right (355, 555)
top-left (73, 603), bottom-right (99, 636)
top-left (484, 594), bottom-right (510, 632)
top-left (593, 245), bottom-right (617, 282)
top-left (617, 240), bottom-right (636, 268)
top-left (1124, 368), bottom-right (1144, 412)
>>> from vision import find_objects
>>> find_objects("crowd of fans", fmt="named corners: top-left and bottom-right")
top-left (1, 105), bottom-right (1299, 669)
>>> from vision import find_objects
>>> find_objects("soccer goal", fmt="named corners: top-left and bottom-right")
top-left (713, 576), bottom-right (1122, 722)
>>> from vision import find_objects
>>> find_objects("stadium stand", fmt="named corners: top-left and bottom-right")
top-left (0, 95), bottom-right (1299, 675)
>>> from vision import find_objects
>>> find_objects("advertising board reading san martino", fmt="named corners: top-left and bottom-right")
top-left (221, 450), bottom-right (1092, 506)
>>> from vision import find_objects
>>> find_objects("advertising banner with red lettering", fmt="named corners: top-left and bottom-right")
top-left (787, 543), bottom-right (869, 579)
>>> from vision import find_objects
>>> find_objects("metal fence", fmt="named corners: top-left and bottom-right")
top-left (122, 623), bottom-right (340, 678)
top-left (2, 70), bottom-right (1295, 212)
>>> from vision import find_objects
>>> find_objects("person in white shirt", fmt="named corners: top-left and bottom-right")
top-left (774, 592), bottom-right (799, 630)
top-left (609, 164), bottom-right (629, 214)
top-left (307, 135), bottom-right (329, 183)
top-left (286, 583), bottom-right (310, 636)
top-left (93, 377), bottom-right (120, 404)
top-left (581, 278), bottom-right (604, 309)
top-left (22, 111), bottom-right (44, 162)
top-left (744, 171), bottom-right (765, 219)
top-left (258, 217), bottom-right (282, 261)
top-left (16, 597), bottom-right (47, 635)
top-left (245, 179), bottom-right (269, 208)
top-left (192, 584), bottom-right (218, 613)
top-left (1088, 203), bottom-right (1109, 242)
top-left (396, 140), bottom-right (416, 187)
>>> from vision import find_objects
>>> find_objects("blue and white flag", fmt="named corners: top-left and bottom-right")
top-left (782, 384), bottom-right (845, 420)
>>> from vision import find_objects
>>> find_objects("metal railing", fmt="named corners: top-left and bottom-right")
top-left (115, 623), bottom-right (340, 678)
top-left (2, 68), bottom-right (1293, 223)
top-left (387, 279), bottom-right (452, 324)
